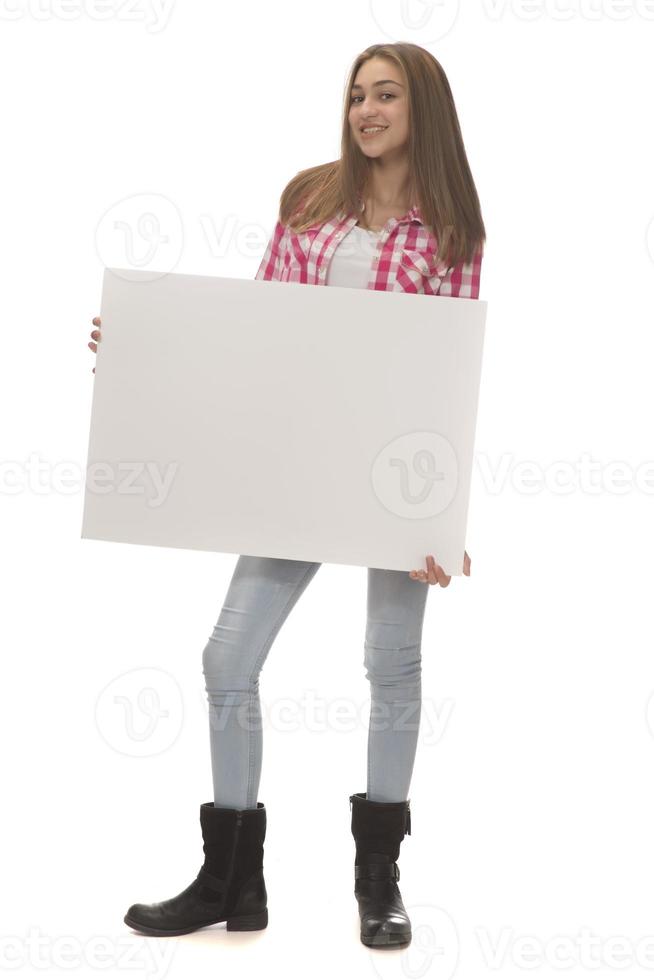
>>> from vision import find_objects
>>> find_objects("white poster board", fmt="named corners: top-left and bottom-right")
top-left (81, 268), bottom-right (487, 575)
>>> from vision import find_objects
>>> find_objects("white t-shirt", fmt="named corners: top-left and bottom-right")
top-left (325, 223), bottom-right (381, 289)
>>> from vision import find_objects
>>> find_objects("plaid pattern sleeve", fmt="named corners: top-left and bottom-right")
top-left (255, 219), bottom-right (287, 281)
top-left (436, 247), bottom-right (483, 299)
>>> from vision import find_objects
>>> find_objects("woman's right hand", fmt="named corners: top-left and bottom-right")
top-left (88, 316), bottom-right (101, 373)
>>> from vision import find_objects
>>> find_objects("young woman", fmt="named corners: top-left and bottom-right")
top-left (88, 41), bottom-right (485, 950)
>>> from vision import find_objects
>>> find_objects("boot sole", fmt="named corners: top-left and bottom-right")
top-left (123, 908), bottom-right (268, 936)
top-left (361, 931), bottom-right (412, 948)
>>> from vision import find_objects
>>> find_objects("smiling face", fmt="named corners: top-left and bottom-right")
top-left (348, 57), bottom-right (410, 159)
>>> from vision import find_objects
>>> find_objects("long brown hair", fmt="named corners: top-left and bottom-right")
top-left (277, 42), bottom-right (486, 268)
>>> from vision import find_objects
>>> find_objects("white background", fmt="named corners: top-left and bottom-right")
top-left (2, 1), bottom-right (654, 977)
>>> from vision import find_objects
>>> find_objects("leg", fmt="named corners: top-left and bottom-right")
top-left (349, 568), bottom-right (427, 948)
top-left (363, 567), bottom-right (429, 803)
top-left (202, 554), bottom-right (321, 810)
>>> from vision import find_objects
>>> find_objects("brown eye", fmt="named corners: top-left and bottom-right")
top-left (350, 93), bottom-right (395, 103)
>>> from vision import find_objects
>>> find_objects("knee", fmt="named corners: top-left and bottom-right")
top-left (363, 640), bottom-right (422, 691)
top-left (201, 637), bottom-right (259, 696)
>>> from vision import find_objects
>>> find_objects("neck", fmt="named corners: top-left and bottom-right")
top-left (365, 156), bottom-right (412, 211)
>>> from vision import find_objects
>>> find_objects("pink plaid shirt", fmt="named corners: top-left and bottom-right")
top-left (255, 202), bottom-right (482, 298)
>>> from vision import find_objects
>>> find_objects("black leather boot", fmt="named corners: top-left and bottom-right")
top-left (349, 791), bottom-right (412, 948)
top-left (124, 801), bottom-right (268, 936)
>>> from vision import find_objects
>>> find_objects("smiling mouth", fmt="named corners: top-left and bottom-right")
top-left (360, 125), bottom-right (389, 136)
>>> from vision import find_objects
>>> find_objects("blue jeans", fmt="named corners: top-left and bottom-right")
top-left (202, 555), bottom-right (429, 808)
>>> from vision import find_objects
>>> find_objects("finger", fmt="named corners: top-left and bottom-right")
top-left (88, 341), bottom-right (97, 352)
top-left (92, 316), bottom-right (101, 326)
top-left (92, 367), bottom-right (95, 374)
top-left (428, 555), bottom-right (450, 587)
top-left (90, 330), bottom-right (100, 340)
top-left (437, 560), bottom-right (452, 587)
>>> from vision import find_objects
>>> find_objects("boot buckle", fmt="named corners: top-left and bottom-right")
top-left (355, 861), bottom-right (400, 882)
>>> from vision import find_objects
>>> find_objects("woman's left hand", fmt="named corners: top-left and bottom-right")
top-left (409, 550), bottom-right (471, 586)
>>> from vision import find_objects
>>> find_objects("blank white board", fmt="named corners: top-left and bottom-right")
top-left (81, 268), bottom-right (487, 575)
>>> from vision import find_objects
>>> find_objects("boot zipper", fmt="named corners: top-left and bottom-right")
top-left (224, 811), bottom-right (243, 902)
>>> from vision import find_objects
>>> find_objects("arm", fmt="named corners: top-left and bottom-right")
top-left (436, 247), bottom-right (483, 299)
top-left (255, 219), bottom-right (287, 282)
top-left (411, 244), bottom-right (483, 583)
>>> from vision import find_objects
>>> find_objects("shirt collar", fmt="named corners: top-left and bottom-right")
top-left (339, 195), bottom-right (423, 225)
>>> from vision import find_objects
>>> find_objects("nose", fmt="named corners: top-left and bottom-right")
top-left (359, 108), bottom-right (384, 123)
